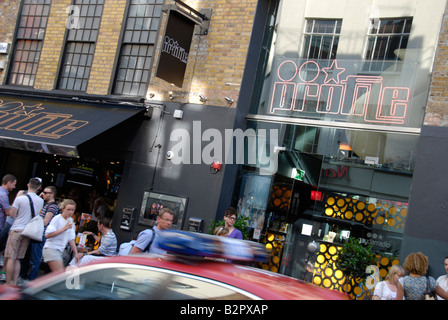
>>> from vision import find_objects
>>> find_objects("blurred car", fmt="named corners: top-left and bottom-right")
top-left (0, 230), bottom-right (349, 300)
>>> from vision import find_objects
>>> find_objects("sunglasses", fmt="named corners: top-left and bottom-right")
top-left (42, 191), bottom-right (53, 195)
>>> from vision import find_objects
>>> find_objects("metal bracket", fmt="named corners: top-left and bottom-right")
top-left (162, 1), bottom-right (212, 35)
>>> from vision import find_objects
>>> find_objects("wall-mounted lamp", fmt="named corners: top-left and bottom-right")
top-left (224, 96), bottom-right (234, 105)
top-left (148, 92), bottom-right (155, 99)
top-left (169, 91), bottom-right (175, 100)
top-left (199, 94), bottom-right (207, 103)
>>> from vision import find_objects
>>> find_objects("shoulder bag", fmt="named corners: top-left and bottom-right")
top-left (424, 275), bottom-right (438, 300)
top-left (21, 195), bottom-right (44, 242)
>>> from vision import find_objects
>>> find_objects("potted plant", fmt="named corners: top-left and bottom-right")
top-left (335, 237), bottom-right (377, 295)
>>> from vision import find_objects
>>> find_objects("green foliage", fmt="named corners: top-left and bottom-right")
top-left (209, 216), bottom-right (250, 240)
top-left (335, 238), bottom-right (377, 281)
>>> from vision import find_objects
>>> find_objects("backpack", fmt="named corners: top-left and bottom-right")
top-left (143, 227), bottom-right (156, 252)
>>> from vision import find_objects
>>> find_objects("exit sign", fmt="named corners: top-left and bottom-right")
top-left (292, 168), bottom-right (305, 181)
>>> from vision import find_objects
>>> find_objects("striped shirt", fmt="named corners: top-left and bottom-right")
top-left (39, 201), bottom-right (59, 233)
top-left (98, 229), bottom-right (117, 256)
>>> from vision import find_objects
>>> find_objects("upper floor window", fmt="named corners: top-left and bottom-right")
top-left (364, 17), bottom-right (412, 72)
top-left (57, 0), bottom-right (104, 91)
top-left (301, 19), bottom-right (342, 60)
top-left (112, 0), bottom-right (164, 96)
top-left (7, 0), bottom-right (51, 87)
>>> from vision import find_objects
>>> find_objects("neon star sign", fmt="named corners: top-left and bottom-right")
top-left (269, 59), bottom-right (411, 125)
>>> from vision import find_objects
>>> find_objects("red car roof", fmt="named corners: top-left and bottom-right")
top-left (73, 254), bottom-right (349, 300)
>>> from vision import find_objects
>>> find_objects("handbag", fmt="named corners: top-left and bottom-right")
top-left (424, 275), bottom-right (438, 300)
top-left (21, 195), bottom-right (44, 242)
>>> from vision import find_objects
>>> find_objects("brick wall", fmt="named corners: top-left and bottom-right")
top-left (0, 0), bottom-right (20, 85)
top-left (148, 0), bottom-right (258, 106)
top-left (149, 0), bottom-right (258, 106)
top-left (1, 0), bottom-right (257, 108)
top-left (34, 0), bottom-right (72, 91)
top-left (87, 0), bottom-right (126, 96)
top-left (425, 2), bottom-right (448, 126)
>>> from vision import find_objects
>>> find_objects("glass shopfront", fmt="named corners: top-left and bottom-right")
top-left (234, 120), bottom-right (417, 297)
top-left (232, 0), bottom-right (446, 298)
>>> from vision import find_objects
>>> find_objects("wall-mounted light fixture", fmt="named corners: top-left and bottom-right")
top-left (148, 92), bottom-right (155, 99)
top-left (199, 94), bottom-right (207, 103)
top-left (169, 91), bottom-right (175, 100)
top-left (224, 96), bottom-right (234, 105)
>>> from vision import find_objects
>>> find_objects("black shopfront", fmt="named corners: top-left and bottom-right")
top-left (0, 92), bottom-right (144, 214)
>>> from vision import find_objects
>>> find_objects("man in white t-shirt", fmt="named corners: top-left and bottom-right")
top-left (5, 178), bottom-right (44, 285)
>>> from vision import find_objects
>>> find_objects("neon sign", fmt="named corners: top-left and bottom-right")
top-left (0, 100), bottom-right (88, 139)
top-left (269, 59), bottom-right (411, 125)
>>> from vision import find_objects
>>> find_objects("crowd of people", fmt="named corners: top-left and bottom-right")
top-left (0, 174), bottom-right (447, 300)
top-left (0, 174), bottom-right (119, 285)
top-left (372, 252), bottom-right (448, 300)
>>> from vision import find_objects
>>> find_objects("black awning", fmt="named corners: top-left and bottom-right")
top-left (0, 95), bottom-right (144, 157)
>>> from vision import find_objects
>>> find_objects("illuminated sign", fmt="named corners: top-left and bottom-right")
top-left (291, 168), bottom-right (305, 181)
top-left (269, 58), bottom-right (414, 126)
top-left (0, 99), bottom-right (88, 139)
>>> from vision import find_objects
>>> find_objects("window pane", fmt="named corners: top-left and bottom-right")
top-left (28, 266), bottom-right (254, 300)
top-left (113, 1), bottom-right (163, 95)
top-left (364, 17), bottom-right (412, 72)
top-left (302, 19), bottom-right (341, 60)
top-left (7, 0), bottom-right (50, 86)
top-left (57, 0), bottom-right (103, 91)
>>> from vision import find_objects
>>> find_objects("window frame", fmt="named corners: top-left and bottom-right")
top-left (112, 0), bottom-right (164, 97)
top-left (56, 0), bottom-right (104, 92)
top-left (301, 19), bottom-right (342, 61)
top-left (23, 263), bottom-right (260, 300)
top-left (363, 17), bottom-right (413, 72)
top-left (7, 0), bottom-right (52, 87)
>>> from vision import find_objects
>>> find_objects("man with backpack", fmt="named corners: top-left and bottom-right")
top-left (5, 178), bottom-right (44, 285)
top-left (129, 208), bottom-right (174, 254)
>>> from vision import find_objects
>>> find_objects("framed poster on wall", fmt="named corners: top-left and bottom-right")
top-left (138, 191), bottom-right (187, 229)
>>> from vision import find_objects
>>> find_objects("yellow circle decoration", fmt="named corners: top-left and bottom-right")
top-left (329, 246), bottom-right (337, 255)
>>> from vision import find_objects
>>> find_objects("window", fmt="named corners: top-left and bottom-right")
top-left (57, 0), bottom-right (104, 91)
top-left (7, 0), bottom-right (51, 87)
top-left (364, 17), bottom-right (412, 72)
top-left (112, 0), bottom-right (164, 96)
top-left (26, 265), bottom-right (256, 300)
top-left (302, 19), bottom-right (342, 60)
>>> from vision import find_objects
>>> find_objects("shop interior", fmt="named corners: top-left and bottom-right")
top-left (234, 122), bottom-right (416, 297)
top-left (0, 147), bottom-right (124, 221)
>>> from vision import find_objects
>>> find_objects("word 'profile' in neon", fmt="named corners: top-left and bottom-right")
top-left (269, 59), bottom-right (410, 125)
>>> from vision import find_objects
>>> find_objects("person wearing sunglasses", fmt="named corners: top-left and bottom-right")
top-left (223, 207), bottom-right (242, 240)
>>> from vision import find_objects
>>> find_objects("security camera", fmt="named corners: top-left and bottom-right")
top-left (166, 151), bottom-right (174, 160)
top-left (225, 96), bottom-right (234, 104)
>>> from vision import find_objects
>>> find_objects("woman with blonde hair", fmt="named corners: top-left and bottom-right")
top-left (396, 252), bottom-right (448, 300)
top-left (373, 264), bottom-right (405, 300)
top-left (42, 199), bottom-right (79, 272)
